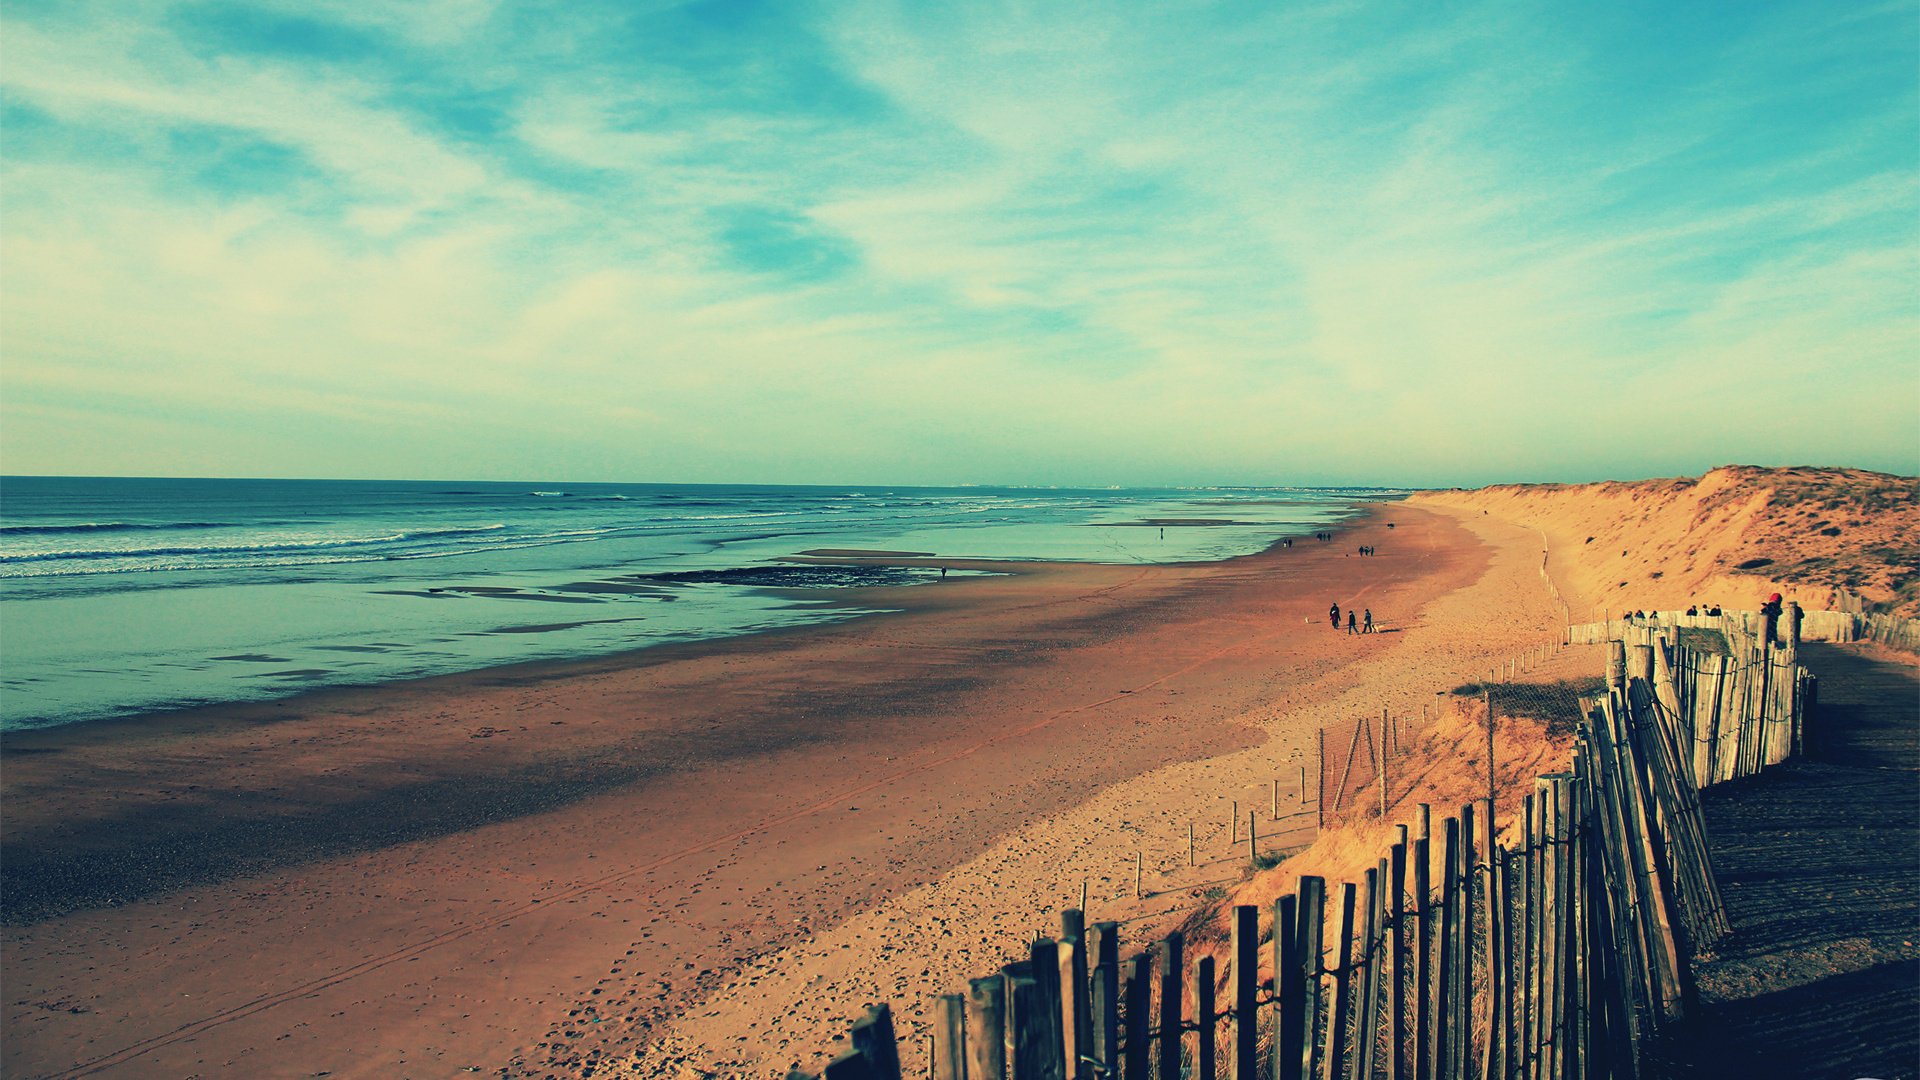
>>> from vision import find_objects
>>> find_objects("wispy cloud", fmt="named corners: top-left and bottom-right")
top-left (2, 0), bottom-right (1914, 485)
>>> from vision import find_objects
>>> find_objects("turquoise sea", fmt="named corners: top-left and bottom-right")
top-left (0, 477), bottom-right (1401, 730)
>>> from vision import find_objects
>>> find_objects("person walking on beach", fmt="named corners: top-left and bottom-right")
top-left (1346, 610), bottom-right (1358, 635)
top-left (1363, 608), bottom-right (1373, 634)
top-left (1330, 602), bottom-right (1341, 629)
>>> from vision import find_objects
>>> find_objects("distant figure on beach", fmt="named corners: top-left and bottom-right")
top-left (1761, 593), bottom-right (1784, 644)
top-left (1686, 604), bottom-right (1698, 616)
top-left (1159, 527), bottom-right (1165, 539)
top-left (1346, 611), bottom-right (1358, 635)
top-left (940, 567), bottom-right (948, 579)
top-left (1330, 602), bottom-right (1341, 629)
top-left (1363, 608), bottom-right (1373, 633)
top-left (1708, 604), bottom-right (1722, 616)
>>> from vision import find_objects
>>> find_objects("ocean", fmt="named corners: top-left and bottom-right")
top-left (0, 477), bottom-right (1397, 731)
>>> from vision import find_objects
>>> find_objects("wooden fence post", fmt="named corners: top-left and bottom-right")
top-left (932, 995), bottom-right (966, 1080)
top-left (1322, 882), bottom-right (1358, 1080)
top-left (1413, 830), bottom-right (1432, 1080)
top-left (1003, 962), bottom-right (1050, 1080)
top-left (1197, 954), bottom-right (1218, 1080)
top-left (1232, 904), bottom-right (1259, 1080)
top-left (1123, 955), bottom-right (1150, 1080)
top-left (1159, 934), bottom-right (1185, 1080)
top-left (1432, 818), bottom-right (1457, 1080)
top-left (1480, 803), bottom-right (1505, 1080)
top-left (1390, 841), bottom-right (1408, 1080)
top-left (1452, 804), bottom-right (1474, 1080)
top-left (1276, 893), bottom-right (1305, 1080)
top-left (849, 1003), bottom-right (903, 1080)
top-left (1381, 708), bottom-right (1392, 817)
top-left (1031, 940), bottom-right (1065, 1079)
top-left (966, 975), bottom-right (1007, 1080)
top-left (1057, 940), bottom-right (1082, 1080)
top-left (1299, 878), bottom-right (1329, 1080)
top-left (1089, 923), bottom-right (1120, 1078)
top-left (1063, 916), bottom-right (1092, 1080)
top-left (1356, 865), bottom-right (1384, 1080)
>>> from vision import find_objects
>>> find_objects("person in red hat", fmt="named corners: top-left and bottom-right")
top-left (1761, 592), bottom-right (1784, 646)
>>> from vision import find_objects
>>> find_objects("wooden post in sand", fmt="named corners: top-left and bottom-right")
top-left (1123, 955), bottom-right (1151, 1080)
top-left (1274, 894), bottom-right (1304, 1080)
top-left (1272, 778), bottom-right (1280, 820)
top-left (1231, 904), bottom-right (1259, 1080)
top-left (1002, 962), bottom-right (1047, 1080)
top-left (964, 976), bottom-right (1006, 1080)
top-left (1089, 922), bottom-right (1120, 1074)
top-left (1029, 940), bottom-right (1065, 1078)
top-left (1158, 934), bottom-right (1185, 1080)
top-left (1248, 811), bottom-right (1257, 865)
top-left (931, 996), bottom-right (966, 1080)
top-left (1413, 811), bottom-right (1432, 1080)
top-left (1324, 883), bottom-right (1359, 1080)
top-left (1230, 801), bottom-right (1239, 848)
top-left (1486, 688), bottom-right (1497, 814)
top-left (1317, 731), bottom-right (1327, 831)
top-left (1189, 822), bottom-right (1196, 867)
top-left (1196, 954), bottom-right (1217, 1080)
top-left (1390, 840), bottom-right (1409, 1080)
top-left (1134, 852), bottom-right (1143, 900)
top-left (1380, 708), bottom-right (1391, 817)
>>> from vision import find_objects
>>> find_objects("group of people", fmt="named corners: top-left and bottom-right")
top-left (1355, 545), bottom-right (1377, 556)
top-left (1329, 602), bottom-right (1374, 635)
top-left (1683, 604), bottom-right (1724, 617)
top-left (1313, 531), bottom-right (1333, 542)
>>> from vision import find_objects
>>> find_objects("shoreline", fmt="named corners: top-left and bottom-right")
top-left (0, 505), bottom-right (1376, 740)
top-left (3, 503), bottom-right (1461, 1079)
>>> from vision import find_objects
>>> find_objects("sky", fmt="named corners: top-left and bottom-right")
top-left (1, 0), bottom-right (1916, 488)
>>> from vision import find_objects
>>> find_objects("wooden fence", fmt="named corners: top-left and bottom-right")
top-left (1568, 606), bottom-right (1920, 655)
top-left (795, 620), bottom-right (1814, 1080)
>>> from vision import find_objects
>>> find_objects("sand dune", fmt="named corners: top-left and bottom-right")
top-left (1412, 465), bottom-right (1919, 617)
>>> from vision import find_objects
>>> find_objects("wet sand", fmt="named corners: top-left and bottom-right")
top-left (2, 504), bottom-right (1493, 1078)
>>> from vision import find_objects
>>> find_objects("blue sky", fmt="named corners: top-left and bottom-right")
top-left (2, 0), bottom-right (1915, 486)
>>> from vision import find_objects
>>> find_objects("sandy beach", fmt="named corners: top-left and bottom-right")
top-left (1, 502), bottom-right (1572, 1079)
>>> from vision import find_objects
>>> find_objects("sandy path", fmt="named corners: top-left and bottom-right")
top-left (628, 504), bottom-right (1576, 1077)
top-left (2, 506), bottom-right (1463, 1079)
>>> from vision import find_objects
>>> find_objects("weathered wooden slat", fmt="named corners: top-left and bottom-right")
top-left (1002, 962), bottom-right (1043, 1080)
top-left (1031, 940), bottom-right (1065, 1079)
top-left (932, 995), bottom-right (966, 1080)
top-left (1090, 923), bottom-right (1121, 1078)
top-left (1605, 696), bottom-right (1687, 1024)
top-left (1390, 841), bottom-right (1409, 1080)
top-left (1123, 955), bottom-right (1151, 1080)
top-left (1453, 803), bottom-right (1475, 1080)
top-left (1542, 778), bottom-right (1567, 1080)
top-left (1481, 806), bottom-right (1504, 1080)
top-left (1413, 834), bottom-right (1432, 1080)
top-left (1275, 893), bottom-right (1305, 1080)
top-left (966, 975), bottom-right (1008, 1080)
top-left (1322, 882), bottom-right (1357, 1080)
top-left (1160, 934), bottom-right (1186, 1080)
top-left (1232, 905), bottom-right (1259, 1080)
top-left (1057, 937), bottom-right (1083, 1080)
top-left (1356, 864), bottom-right (1384, 1080)
top-left (1198, 954), bottom-right (1219, 1080)
top-left (1433, 819), bottom-right (1457, 1080)
top-left (1299, 878), bottom-right (1328, 1080)
top-left (1064, 912), bottom-right (1093, 1076)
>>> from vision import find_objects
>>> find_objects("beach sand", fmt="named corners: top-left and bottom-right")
top-left (1, 502), bottom-right (1565, 1079)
